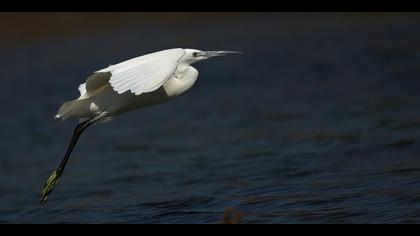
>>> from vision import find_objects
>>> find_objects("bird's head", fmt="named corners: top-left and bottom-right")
top-left (183, 49), bottom-right (242, 64)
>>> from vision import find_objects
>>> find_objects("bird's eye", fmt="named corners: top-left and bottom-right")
top-left (192, 52), bottom-right (199, 57)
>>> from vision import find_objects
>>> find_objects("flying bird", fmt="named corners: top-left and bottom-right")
top-left (40, 48), bottom-right (241, 204)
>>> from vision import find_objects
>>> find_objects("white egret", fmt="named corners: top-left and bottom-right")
top-left (40, 48), bottom-right (241, 204)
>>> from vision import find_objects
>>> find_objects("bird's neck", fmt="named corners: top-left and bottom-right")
top-left (163, 66), bottom-right (198, 97)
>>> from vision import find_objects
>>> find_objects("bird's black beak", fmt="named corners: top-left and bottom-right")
top-left (200, 51), bottom-right (242, 58)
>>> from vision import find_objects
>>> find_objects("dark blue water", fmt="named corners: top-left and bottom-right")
top-left (1, 13), bottom-right (420, 223)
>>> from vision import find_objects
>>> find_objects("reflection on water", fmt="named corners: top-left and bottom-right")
top-left (1, 13), bottom-right (420, 223)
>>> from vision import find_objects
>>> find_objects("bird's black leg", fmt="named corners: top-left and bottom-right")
top-left (40, 113), bottom-right (107, 204)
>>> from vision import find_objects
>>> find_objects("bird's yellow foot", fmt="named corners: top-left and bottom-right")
top-left (40, 169), bottom-right (62, 204)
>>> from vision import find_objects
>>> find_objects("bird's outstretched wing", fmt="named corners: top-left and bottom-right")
top-left (78, 72), bottom-right (112, 99)
top-left (95, 48), bottom-right (186, 95)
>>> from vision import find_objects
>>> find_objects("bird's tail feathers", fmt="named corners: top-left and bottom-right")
top-left (54, 99), bottom-right (90, 121)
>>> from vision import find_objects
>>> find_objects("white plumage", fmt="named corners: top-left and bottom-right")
top-left (55, 48), bottom-right (239, 122)
top-left (98, 48), bottom-right (185, 95)
top-left (41, 48), bottom-right (240, 203)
